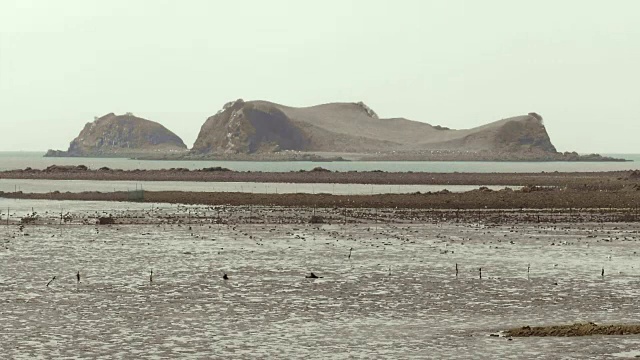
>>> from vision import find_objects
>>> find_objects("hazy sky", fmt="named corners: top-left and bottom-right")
top-left (1, 0), bottom-right (639, 153)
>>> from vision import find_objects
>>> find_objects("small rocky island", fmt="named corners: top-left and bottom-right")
top-left (45, 113), bottom-right (187, 157)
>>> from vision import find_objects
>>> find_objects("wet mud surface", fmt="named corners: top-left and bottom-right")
top-left (2, 203), bottom-right (640, 358)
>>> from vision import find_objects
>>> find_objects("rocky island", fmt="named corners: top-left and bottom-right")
top-left (45, 112), bottom-right (187, 158)
top-left (45, 101), bottom-right (625, 161)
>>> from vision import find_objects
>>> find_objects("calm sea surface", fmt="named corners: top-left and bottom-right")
top-left (0, 152), bottom-right (638, 173)
top-left (0, 179), bottom-right (521, 195)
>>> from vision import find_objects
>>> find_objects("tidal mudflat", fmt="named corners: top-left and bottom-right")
top-left (2, 203), bottom-right (640, 358)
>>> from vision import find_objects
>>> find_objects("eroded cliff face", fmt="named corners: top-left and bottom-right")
top-left (46, 113), bottom-right (187, 157)
top-left (191, 99), bottom-right (310, 154)
top-left (492, 115), bottom-right (557, 153)
top-left (442, 114), bottom-right (557, 154)
top-left (192, 99), bottom-right (559, 156)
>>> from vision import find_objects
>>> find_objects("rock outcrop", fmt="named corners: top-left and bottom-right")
top-left (192, 99), bottom-right (310, 154)
top-left (46, 113), bottom-right (187, 157)
top-left (192, 99), bottom-right (558, 157)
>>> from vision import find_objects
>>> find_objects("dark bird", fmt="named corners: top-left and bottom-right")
top-left (46, 276), bottom-right (56, 287)
top-left (223, 273), bottom-right (229, 280)
top-left (150, 269), bottom-right (153, 283)
top-left (306, 272), bottom-right (322, 279)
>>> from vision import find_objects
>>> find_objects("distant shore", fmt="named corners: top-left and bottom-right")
top-left (43, 150), bottom-right (630, 162)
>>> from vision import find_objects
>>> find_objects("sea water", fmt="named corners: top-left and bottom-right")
top-left (0, 152), bottom-right (638, 173)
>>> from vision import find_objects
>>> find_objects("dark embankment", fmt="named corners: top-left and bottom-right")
top-left (4, 187), bottom-right (640, 212)
top-left (506, 323), bottom-right (640, 337)
top-left (3, 166), bottom-right (640, 190)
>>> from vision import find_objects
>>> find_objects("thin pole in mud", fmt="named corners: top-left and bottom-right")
top-left (6, 207), bottom-right (9, 226)
top-left (46, 276), bottom-right (56, 287)
top-left (374, 207), bottom-right (378, 232)
top-left (479, 267), bottom-right (482, 279)
top-left (60, 209), bottom-right (63, 226)
top-left (150, 269), bottom-right (153, 283)
top-left (249, 205), bottom-right (253, 224)
top-left (455, 263), bottom-right (458, 277)
top-left (601, 268), bottom-right (605, 277)
top-left (527, 263), bottom-right (530, 280)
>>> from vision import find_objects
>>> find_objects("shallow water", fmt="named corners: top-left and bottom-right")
top-left (0, 151), bottom-right (638, 173)
top-left (2, 202), bottom-right (640, 358)
top-left (0, 179), bottom-right (520, 195)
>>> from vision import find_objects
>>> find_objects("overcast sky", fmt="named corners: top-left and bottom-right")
top-left (1, 0), bottom-right (638, 153)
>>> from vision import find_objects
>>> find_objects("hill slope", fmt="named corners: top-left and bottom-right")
top-left (45, 113), bottom-right (187, 157)
top-left (192, 99), bottom-right (556, 156)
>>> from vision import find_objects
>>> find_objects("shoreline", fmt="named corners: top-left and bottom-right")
top-left (1, 167), bottom-right (639, 190)
top-left (3, 167), bottom-right (640, 222)
top-left (3, 187), bottom-right (640, 212)
top-left (3, 191), bottom-right (640, 225)
top-left (42, 150), bottom-right (631, 162)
